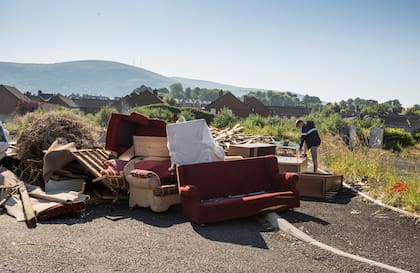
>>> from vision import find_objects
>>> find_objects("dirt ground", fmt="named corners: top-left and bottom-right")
top-left (1, 188), bottom-right (418, 273)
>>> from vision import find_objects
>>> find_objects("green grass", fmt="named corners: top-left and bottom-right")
top-left (320, 134), bottom-right (419, 213)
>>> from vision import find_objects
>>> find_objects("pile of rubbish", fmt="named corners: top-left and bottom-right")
top-left (2, 112), bottom-right (337, 228)
top-left (210, 124), bottom-right (274, 150)
top-left (210, 124), bottom-right (297, 156)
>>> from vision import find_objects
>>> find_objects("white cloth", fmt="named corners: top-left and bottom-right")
top-left (166, 119), bottom-right (224, 168)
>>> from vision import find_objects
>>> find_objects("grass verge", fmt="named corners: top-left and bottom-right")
top-left (320, 134), bottom-right (419, 214)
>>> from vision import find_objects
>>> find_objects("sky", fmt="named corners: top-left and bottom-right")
top-left (1, 0), bottom-right (419, 107)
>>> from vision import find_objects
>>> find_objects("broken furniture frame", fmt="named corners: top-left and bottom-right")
top-left (71, 149), bottom-right (127, 201)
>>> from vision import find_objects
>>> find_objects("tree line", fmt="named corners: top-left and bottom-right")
top-left (165, 83), bottom-right (419, 116)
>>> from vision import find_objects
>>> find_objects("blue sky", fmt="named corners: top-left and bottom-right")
top-left (1, 0), bottom-right (419, 106)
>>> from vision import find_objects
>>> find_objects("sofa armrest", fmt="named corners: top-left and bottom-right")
top-left (179, 185), bottom-right (200, 200)
top-left (153, 184), bottom-right (178, 196)
top-left (276, 172), bottom-right (299, 193)
top-left (126, 172), bottom-right (161, 189)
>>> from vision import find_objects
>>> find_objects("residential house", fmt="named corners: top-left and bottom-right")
top-left (380, 114), bottom-right (420, 135)
top-left (205, 91), bottom-right (252, 118)
top-left (114, 89), bottom-right (164, 113)
top-left (243, 95), bottom-right (270, 117)
top-left (47, 95), bottom-right (78, 109)
top-left (0, 84), bottom-right (32, 119)
top-left (267, 105), bottom-right (311, 118)
top-left (178, 98), bottom-right (210, 109)
top-left (72, 95), bottom-right (115, 114)
top-left (25, 91), bottom-right (79, 112)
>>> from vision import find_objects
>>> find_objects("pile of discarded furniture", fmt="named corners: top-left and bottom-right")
top-left (1, 112), bottom-right (343, 226)
top-left (97, 112), bottom-right (301, 222)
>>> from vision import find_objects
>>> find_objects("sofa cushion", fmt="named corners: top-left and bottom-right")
top-left (192, 191), bottom-right (298, 224)
top-left (132, 159), bottom-right (176, 185)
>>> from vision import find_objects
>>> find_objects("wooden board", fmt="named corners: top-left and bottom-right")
top-left (228, 143), bottom-right (276, 158)
top-left (277, 156), bottom-right (307, 172)
top-left (17, 181), bottom-right (37, 228)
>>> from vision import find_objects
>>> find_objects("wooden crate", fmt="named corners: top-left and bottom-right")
top-left (296, 173), bottom-right (343, 198)
top-left (227, 143), bottom-right (276, 158)
top-left (133, 136), bottom-right (169, 158)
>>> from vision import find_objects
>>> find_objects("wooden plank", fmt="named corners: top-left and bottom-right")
top-left (17, 181), bottom-right (37, 228)
top-left (71, 153), bottom-right (102, 177)
top-left (80, 151), bottom-right (104, 167)
top-left (96, 149), bottom-right (110, 159)
top-left (75, 151), bottom-right (103, 171)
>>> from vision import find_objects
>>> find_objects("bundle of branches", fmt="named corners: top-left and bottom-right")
top-left (15, 111), bottom-right (99, 185)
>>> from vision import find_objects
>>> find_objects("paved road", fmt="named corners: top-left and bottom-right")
top-left (282, 188), bottom-right (419, 273)
top-left (0, 190), bottom-right (418, 273)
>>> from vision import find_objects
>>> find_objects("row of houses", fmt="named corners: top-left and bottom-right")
top-left (0, 85), bottom-right (164, 118)
top-left (2, 84), bottom-right (419, 134)
top-left (205, 91), bottom-right (310, 118)
top-left (0, 84), bottom-right (311, 120)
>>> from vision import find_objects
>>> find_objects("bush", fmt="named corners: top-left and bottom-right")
top-left (95, 106), bottom-right (118, 127)
top-left (180, 107), bottom-right (214, 124)
top-left (128, 103), bottom-right (180, 122)
top-left (211, 108), bottom-right (239, 128)
top-left (128, 103), bottom-right (215, 123)
top-left (415, 131), bottom-right (420, 142)
top-left (383, 128), bottom-right (415, 151)
top-left (241, 114), bottom-right (298, 141)
top-left (305, 112), bottom-right (344, 134)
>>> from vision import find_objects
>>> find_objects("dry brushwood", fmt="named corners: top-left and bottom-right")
top-left (15, 112), bottom-right (98, 185)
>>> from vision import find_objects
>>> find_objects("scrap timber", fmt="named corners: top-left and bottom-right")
top-left (17, 180), bottom-right (37, 228)
top-left (210, 124), bottom-right (275, 151)
top-left (71, 148), bottom-right (127, 200)
top-left (70, 149), bottom-right (111, 178)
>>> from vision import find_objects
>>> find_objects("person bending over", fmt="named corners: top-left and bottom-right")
top-left (296, 119), bottom-right (321, 173)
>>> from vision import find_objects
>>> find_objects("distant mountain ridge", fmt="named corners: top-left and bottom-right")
top-left (0, 60), bottom-right (296, 98)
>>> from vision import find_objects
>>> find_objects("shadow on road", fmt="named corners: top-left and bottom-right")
top-left (191, 217), bottom-right (270, 249)
top-left (300, 187), bottom-right (358, 205)
top-left (279, 189), bottom-right (359, 225)
top-left (280, 210), bottom-right (329, 225)
top-left (41, 202), bottom-right (271, 249)
top-left (40, 202), bottom-right (188, 227)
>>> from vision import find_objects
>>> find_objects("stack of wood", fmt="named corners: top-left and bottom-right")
top-left (210, 124), bottom-right (275, 151)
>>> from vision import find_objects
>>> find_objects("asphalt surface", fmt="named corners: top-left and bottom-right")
top-left (0, 189), bottom-right (418, 273)
top-left (282, 188), bottom-right (419, 273)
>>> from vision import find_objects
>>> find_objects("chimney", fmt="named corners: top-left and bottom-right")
top-left (244, 95), bottom-right (252, 104)
top-left (153, 89), bottom-right (158, 96)
top-left (219, 89), bottom-right (224, 97)
top-left (38, 90), bottom-right (42, 96)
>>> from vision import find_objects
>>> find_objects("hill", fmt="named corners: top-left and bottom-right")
top-left (0, 60), bottom-right (174, 98)
top-left (0, 60), bottom-right (297, 98)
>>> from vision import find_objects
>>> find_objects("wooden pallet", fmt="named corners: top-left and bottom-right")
top-left (71, 149), bottom-right (128, 195)
top-left (71, 149), bottom-right (110, 178)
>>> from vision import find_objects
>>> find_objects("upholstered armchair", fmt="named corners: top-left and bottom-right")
top-left (123, 157), bottom-right (180, 212)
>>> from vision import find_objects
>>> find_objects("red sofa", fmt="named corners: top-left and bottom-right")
top-left (105, 112), bottom-right (167, 155)
top-left (176, 155), bottom-right (300, 224)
